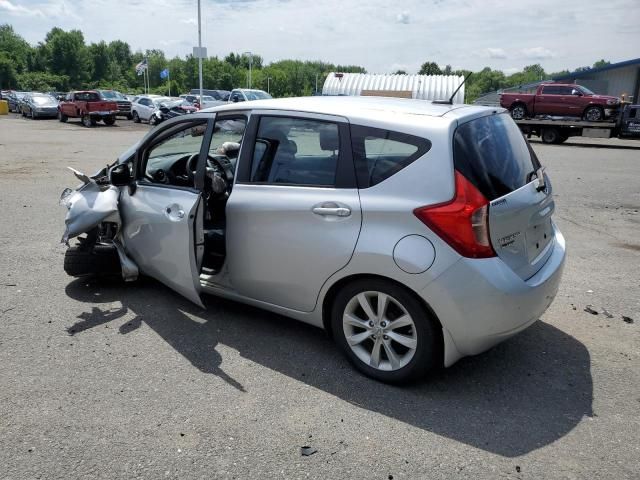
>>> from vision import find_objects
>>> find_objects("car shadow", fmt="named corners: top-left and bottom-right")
top-left (65, 277), bottom-right (593, 458)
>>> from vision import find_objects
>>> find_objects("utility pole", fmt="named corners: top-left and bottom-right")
top-left (197, 0), bottom-right (203, 101)
top-left (244, 51), bottom-right (252, 89)
top-left (267, 76), bottom-right (271, 94)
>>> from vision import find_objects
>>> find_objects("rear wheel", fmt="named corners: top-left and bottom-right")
top-left (81, 114), bottom-right (93, 128)
top-left (132, 111), bottom-right (140, 123)
top-left (510, 103), bottom-right (527, 120)
top-left (584, 106), bottom-right (604, 121)
top-left (103, 116), bottom-right (116, 126)
top-left (331, 279), bottom-right (441, 384)
top-left (541, 127), bottom-right (561, 144)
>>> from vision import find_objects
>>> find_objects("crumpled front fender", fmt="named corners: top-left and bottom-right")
top-left (61, 182), bottom-right (120, 245)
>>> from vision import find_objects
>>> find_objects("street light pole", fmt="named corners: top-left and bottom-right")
top-left (267, 76), bottom-right (271, 94)
top-left (197, 0), bottom-right (203, 101)
top-left (244, 51), bottom-right (252, 89)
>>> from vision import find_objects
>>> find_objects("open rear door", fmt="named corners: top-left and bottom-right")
top-left (119, 118), bottom-right (213, 307)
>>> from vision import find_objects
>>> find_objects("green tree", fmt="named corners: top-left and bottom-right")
top-left (45, 28), bottom-right (91, 87)
top-left (592, 59), bottom-right (610, 69)
top-left (0, 24), bottom-right (32, 73)
top-left (419, 61), bottom-right (442, 75)
top-left (394, 69), bottom-right (407, 75)
top-left (0, 51), bottom-right (19, 89)
top-left (88, 41), bottom-right (111, 83)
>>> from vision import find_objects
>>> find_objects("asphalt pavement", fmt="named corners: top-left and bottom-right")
top-left (0, 113), bottom-right (638, 479)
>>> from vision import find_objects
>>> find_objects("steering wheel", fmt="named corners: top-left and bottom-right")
top-left (186, 153), bottom-right (234, 194)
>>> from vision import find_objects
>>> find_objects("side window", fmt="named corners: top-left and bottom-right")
top-left (231, 93), bottom-right (244, 103)
top-left (542, 86), bottom-right (561, 95)
top-left (557, 86), bottom-right (573, 95)
top-left (249, 116), bottom-right (341, 187)
top-left (209, 117), bottom-right (247, 170)
top-left (142, 121), bottom-right (208, 184)
top-left (350, 125), bottom-right (431, 188)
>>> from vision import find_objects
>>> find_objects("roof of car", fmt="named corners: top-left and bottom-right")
top-left (207, 95), bottom-right (497, 119)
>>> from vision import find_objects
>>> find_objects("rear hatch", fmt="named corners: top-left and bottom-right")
top-left (454, 112), bottom-right (554, 280)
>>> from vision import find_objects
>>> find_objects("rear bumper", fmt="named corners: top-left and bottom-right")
top-left (422, 226), bottom-right (566, 366)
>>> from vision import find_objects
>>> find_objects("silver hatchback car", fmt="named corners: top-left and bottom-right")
top-left (60, 97), bottom-right (566, 383)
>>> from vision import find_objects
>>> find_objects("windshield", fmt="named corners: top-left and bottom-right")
top-left (201, 96), bottom-right (215, 102)
top-left (245, 91), bottom-right (272, 100)
top-left (453, 113), bottom-right (540, 201)
top-left (152, 97), bottom-right (171, 106)
top-left (32, 95), bottom-right (56, 105)
top-left (99, 91), bottom-right (123, 100)
top-left (578, 86), bottom-right (596, 95)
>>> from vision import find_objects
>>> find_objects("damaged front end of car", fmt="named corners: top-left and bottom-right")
top-left (60, 165), bottom-right (138, 281)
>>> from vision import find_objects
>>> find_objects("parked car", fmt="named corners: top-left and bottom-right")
top-left (500, 83), bottom-right (620, 121)
top-left (6, 91), bottom-right (27, 112)
top-left (131, 95), bottom-right (170, 123)
top-left (98, 90), bottom-right (133, 119)
top-left (228, 88), bottom-right (272, 103)
top-left (58, 91), bottom-right (119, 127)
top-left (180, 94), bottom-right (224, 110)
top-left (59, 97), bottom-right (565, 383)
top-left (149, 99), bottom-right (198, 125)
top-left (20, 93), bottom-right (59, 118)
top-left (189, 88), bottom-right (231, 101)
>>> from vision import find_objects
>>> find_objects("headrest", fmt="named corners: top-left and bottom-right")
top-left (319, 126), bottom-right (339, 151)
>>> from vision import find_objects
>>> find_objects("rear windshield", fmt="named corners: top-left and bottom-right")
top-left (453, 113), bottom-right (541, 200)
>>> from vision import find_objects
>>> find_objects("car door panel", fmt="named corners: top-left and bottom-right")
top-left (117, 117), bottom-right (215, 307)
top-left (120, 185), bottom-right (204, 307)
top-left (226, 111), bottom-right (361, 312)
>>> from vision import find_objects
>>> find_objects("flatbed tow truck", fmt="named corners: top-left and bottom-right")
top-left (515, 103), bottom-right (640, 144)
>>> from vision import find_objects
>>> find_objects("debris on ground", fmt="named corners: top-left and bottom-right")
top-left (516, 465), bottom-right (522, 473)
top-left (602, 308), bottom-right (614, 318)
top-left (622, 316), bottom-right (634, 324)
top-left (300, 446), bottom-right (317, 456)
top-left (586, 289), bottom-right (593, 293)
top-left (570, 303), bottom-right (577, 310)
top-left (584, 305), bottom-right (599, 315)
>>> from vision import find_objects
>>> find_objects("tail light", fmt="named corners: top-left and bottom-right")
top-left (414, 171), bottom-right (496, 258)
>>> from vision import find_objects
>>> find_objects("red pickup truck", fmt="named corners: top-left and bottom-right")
top-left (500, 83), bottom-right (620, 121)
top-left (58, 91), bottom-right (119, 127)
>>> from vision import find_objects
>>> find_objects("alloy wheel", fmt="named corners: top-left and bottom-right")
top-left (342, 291), bottom-right (418, 371)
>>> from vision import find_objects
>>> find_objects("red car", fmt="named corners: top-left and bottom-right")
top-left (500, 83), bottom-right (620, 121)
top-left (58, 91), bottom-right (119, 127)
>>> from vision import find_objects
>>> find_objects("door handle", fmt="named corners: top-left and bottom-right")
top-left (312, 206), bottom-right (351, 217)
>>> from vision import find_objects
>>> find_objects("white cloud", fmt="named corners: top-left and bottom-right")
top-left (396, 11), bottom-right (410, 24)
top-left (0, 0), bottom-right (44, 16)
top-left (181, 18), bottom-right (197, 26)
top-left (521, 46), bottom-right (556, 60)
top-left (486, 48), bottom-right (507, 59)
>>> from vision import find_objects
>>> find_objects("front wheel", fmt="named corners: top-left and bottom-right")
top-left (132, 111), bottom-right (140, 123)
top-left (584, 106), bottom-right (604, 121)
top-left (331, 279), bottom-right (441, 383)
top-left (64, 244), bottom-right (121, 277)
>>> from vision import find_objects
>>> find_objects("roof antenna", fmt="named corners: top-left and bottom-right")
top-left (433, 72), bottom-right (472, 105)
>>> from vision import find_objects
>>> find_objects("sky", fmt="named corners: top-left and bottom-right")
top-left (1, 0), bottom-right (639, 73)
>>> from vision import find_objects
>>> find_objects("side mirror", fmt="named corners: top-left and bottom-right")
top-left (109, 164), bottom-right (131, 187)
top-left (571, 89), bottom-right (582, 96)
top-left (232, 97), bottom-right (238, 103)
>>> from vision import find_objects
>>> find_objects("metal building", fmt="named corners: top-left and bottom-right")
top-left (322, 72), bottom-right (466, 104)
top-left (552, 58), bottom-right (640, 102)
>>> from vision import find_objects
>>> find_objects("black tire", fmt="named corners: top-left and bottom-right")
top-left (510, 103), bottom-right (527, 120)
top-left (541, 128), bottom-right (561, 144)
top-left (583, 106), bottom-right (604, 121)
top-left (126, 113), bottom-right (133, 120)
top-left (103, 116), bottom-right (116, 126)
top-left (64, 244), bottom-right (122, 277)
top-left (82, 114), bottom-right (93, 128)
top-left (149, 115), bottom-right (157, 126)
top-left (132, 111), bottom-right (140, 123)
top-left (331, 278), bottom-right (441, 384)
top-left (58, 110), bottom-right (68, 123)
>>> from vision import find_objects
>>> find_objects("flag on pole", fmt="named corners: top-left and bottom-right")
top-left (160, 68), bottom-right (169, 79)
top-left (135, 58), bottom-right (148, 76)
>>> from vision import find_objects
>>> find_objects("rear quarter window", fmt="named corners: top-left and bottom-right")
top-left (351, 125), bottom-right (431, 188)
top-left (453, 113), bottom-right (541, 201)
